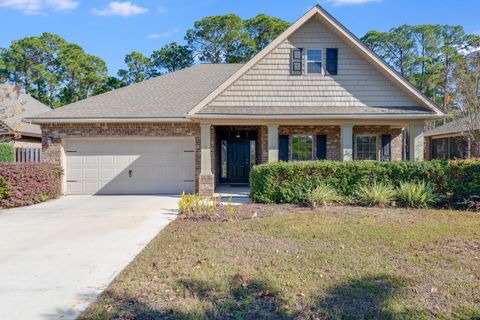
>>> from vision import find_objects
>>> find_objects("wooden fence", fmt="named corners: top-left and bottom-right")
top-left (15, 148), bottom-right (42, 163)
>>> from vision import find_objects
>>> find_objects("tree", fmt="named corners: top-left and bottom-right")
top-left (117, 51), bottom-right (153, 84)
top-left (93, 76), bottom-right (127, 95)
top-left (411, 25), bottom-right (441, 98)
top-left (0, 84), bottom-right (25, 142)
top-left (185, 14), bottom-right (249, 63)
top-left (151, 42), bottom-right (194, 74)
top-left (0, 33), bottom-right (108, 107)
top-left (59, 43), bottom-right (107, 105)
top-left (244, 14), bottom-right (290, 54)
top-left (362, 25), bottom-right (417, 79)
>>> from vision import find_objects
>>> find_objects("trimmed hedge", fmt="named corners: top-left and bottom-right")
top-left (0, 143), bottom-right (15, 162)
top-left (250, 160), bottom-right (480, 207)
top-left (0, 163), bottom-right (63, 208)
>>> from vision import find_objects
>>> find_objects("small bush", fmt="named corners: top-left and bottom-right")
top-left (309, 184), bottom-right (343, 208)
top-left (0, 143), bottom-right (15, 162)
top-left (396, 181), bottom-right (438, 208)
top-left (0, 163), bottom-right (62, 208)
top-left (0, 176), bottom-right (12, 199)
top-left (355, 183), bottom-right (395, 207)
top-left (178, 193), bottom-right (221, 220)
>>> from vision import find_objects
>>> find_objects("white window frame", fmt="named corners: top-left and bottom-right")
top-left (306, 49), bottom-right (323, 75)
top-left (355, 134), bottom-right (378, 160)
top-left (291, 135), bottom-right (313, 161)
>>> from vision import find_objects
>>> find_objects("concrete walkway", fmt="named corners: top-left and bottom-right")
top-left (0, 195), bottom-right (179, 320)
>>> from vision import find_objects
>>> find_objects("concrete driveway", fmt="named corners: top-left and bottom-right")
top-left (0, 195), bottom-right (179, 320)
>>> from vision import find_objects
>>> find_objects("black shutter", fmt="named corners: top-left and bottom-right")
top-left (291, 48), bottom-right (303, 75)
top-left (279, 135), bottom-right (289, 161)
top-left (381, 134), bottom-right (392, 161)
top-left (316, 135), bottom-right (327, 160)
top-left (326, 48), bottom-right (338, 75)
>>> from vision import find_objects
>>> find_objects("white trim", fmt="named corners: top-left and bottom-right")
top-left (187, 5), bottom-right (445, 117)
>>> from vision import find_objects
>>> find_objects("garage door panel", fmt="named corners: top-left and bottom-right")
top-left (66, 139), bottom-right (195, 195)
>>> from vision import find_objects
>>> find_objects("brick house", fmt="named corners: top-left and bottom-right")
top-left (27, 5), bottom-right (445, 196)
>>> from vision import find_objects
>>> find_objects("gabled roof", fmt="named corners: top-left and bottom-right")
top-left (425, 114), bottom-right (480, 137)
top-left (28, 64), bottom-right (243, 123)
top-left (0, 84), bottom-right (50, 136)
top-left (187, 5), bottom-right (445, 119)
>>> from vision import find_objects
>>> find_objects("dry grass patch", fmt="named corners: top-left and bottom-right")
top-left (80, 207), bottom-right (480, 320)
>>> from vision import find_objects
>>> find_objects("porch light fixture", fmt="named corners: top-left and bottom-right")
top-left (235, 130), bottom-right (241, 139)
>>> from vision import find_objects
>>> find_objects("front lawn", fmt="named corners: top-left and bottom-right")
top-left (81, 207), bottom-right (480, 319)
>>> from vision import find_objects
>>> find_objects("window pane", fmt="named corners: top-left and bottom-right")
top-left (250, 140), bottom-right (256, 169)
top-left (292, 135), bottom-right (313, 161)
top-left (307, 50), bottom-right (321, 61)
top-left (221, 140), bottom-right (227, 178)
top-left (356, 135), bottom-right (377, 160)
top-left (307, 62), bottom-right (322, 74)
top-left (449, 137), bottom-right (466, 159)
top-left (432, 138), bottom-right (447, 160)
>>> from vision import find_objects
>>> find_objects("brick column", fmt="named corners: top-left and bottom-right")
top-left (409, 123), bottom-right (425, 161)
top-left (199, 124), bottom-right (214, 196)
top-left (341, 124), bottom-right (353, 161)
top-left (267, 124), bottom-right (279, 163)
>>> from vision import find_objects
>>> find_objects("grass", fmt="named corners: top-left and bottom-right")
top-left (80, 207), bottom-right (480, 319)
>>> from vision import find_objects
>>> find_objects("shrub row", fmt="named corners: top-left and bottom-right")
top-left (0, 143), bottom-right (15, 162)
top-left (250, 160), bottom-right (480, 208)
top-left (0, 163), bottom-right (63, 208)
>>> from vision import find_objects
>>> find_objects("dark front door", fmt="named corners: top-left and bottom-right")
top-left (227, 139), bottom-right (250, 184)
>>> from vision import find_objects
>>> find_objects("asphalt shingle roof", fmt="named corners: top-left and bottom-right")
top-left (0, 84), bottom-right (51, 135)
top-left (31, 64), bottom-right (243, 120)
top-left (425, 114), bottom-right (480, 137)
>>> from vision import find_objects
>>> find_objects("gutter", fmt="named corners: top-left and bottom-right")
top-left (187, 113), bottom-right (446, 120)
top-left (24, 117), bottom-right (191, 124)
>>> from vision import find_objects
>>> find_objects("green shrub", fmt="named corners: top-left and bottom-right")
top-left (0, 176), bottom-right (12, 199)
top-left (355, 182), bottom-right (395, 207)
top-left (250, 160), bottom-right (449, 204)
top-left (250, 160), bottom-right (480, 208)
top-left (309, 184), bottom-right (343, 208)
top-left (396, 181), bottom-right (438, 208)
top-left (0, 143), bottom-right (15, 162)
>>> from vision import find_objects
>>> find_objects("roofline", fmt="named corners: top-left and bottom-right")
top-left (188, 113), bottom-right (444, 120)
top-left (187, 4), bottom-right (445, 117)
top-left (25, 117), bottom-right (191, 124)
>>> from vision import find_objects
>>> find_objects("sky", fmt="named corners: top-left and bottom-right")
top-left (1, 0), bottom-right (479, 75)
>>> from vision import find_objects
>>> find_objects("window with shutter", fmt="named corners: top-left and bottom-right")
top-left (316, 135), bottom-right (327, 160)
top-left (279, 135), bottom-right (289, 161)
top-left (291, 48), bottom-right (303, 75)
top-left (326, 48), bottom-right (338, 75)
top-left (381, 134), bottom-right (391, 161)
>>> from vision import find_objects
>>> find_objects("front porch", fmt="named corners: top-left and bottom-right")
top-left (198, 123), bottom-right (426, 196)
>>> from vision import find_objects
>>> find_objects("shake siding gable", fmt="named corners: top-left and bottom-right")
top-left (201, 16), bottom-right (423, 115)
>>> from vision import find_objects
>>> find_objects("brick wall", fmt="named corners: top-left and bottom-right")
top-left (41, 122), bottom-right (202, 192)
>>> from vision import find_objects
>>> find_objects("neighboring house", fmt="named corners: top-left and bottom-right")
top-left (0, 84), bottom-right (51, 148)
top-left (425, 115), bottom-right (480, 160)
top-left (27, 5), bottom-right (445, 196)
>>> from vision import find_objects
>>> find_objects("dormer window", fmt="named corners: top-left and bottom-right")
top-left (307, 49), bottom-right (322, 74)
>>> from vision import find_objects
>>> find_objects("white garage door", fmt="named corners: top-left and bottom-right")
top-left (65, 139), bottom-right (195, 195)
